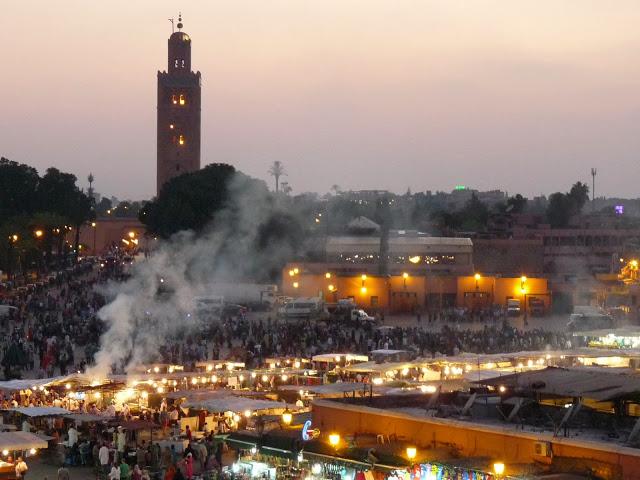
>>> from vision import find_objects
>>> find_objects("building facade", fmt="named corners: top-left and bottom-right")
top-left (157, 15), bottom-right (201, 195)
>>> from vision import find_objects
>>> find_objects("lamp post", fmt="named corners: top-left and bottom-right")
top-left (91, 222), bottom-right (97, 255)
top-left (402, 272), bottom-right (409, 289)
top-left (493, 462), bottom-right (505, 479)
top-left (474, 273), bottom-right (481, 290)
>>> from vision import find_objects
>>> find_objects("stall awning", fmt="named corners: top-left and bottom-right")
top-left (10, 407), bottom-right (72, 417)
top-left (0, 432), bottom-right (48, 451)
top-left (183, 396), bottom-right (291, 413)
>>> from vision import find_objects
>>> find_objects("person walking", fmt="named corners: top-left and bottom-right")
top-left (15, 457), bottom-right (28, 480)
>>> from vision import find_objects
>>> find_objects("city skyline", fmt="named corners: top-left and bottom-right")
top-left (2, 1), bottom-right (640, 199)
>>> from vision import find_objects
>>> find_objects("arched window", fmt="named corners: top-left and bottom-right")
top-left (171, 95), bottom-right (178, 105)
top-left (178, 135), bottom-right (185, 145)
top-left (179, 94), bottom-right (186, 106)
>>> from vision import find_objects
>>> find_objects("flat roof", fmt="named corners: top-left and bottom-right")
top-left (480, 366), bottom-right (640, 401)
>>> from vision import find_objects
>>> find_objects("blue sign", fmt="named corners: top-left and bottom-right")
top-left (301, 420), bottom-right (312, 441)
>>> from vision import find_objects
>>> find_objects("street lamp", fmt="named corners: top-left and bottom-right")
top-left (34, 230), bottom-right (43, 238)
top-left (406, 447), bottom-right (417, 461)
top-left (493, 462), bottom-right (505, 477)
top-left (328, 433), bottom-right (340, 447)
top-left (474, 273), bottom-right (481, 290)
top-left (402, 272), bottom-right (409, 289)
top-left (281, 410), bottom-right (292, 425)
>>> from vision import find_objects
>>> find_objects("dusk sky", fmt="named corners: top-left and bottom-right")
top-left (2, 1), bottom-right (640, 200)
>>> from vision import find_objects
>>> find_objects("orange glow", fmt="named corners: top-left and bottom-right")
top-left (360, 286), bottom-right (367, 294)
top-left (178, 135), bottom-right (185, 145)
top-left (402, 272), bottom-right (409, 279)
top-left (328, 433), bottom-right (340, 447)
top-left (520, 276), bottom-right (527, 283)
top-left (34, 230), bottom-right (43, 238)
top-left (293, 282), bottom-right (299, 288)
top-left (179, 94), bottom-right (185, 105)
top-left (474, 273), bottom-right (481, 281)
top-left (328, 284), bottom-right (335, 292)
top-left (325, 272), bottom-right (331, 279)
top-left (128, 231), bottom-right (135, 239)
top-left (361, 274), bottom-right (367, 280)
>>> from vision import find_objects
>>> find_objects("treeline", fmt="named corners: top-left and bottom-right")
top-left (0, 157), bottom-right (94, 277)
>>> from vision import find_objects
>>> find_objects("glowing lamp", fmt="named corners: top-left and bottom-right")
top-left (474, 273), bottom-right (481, 281)
top-left (293, 282), bottom-right (299, 289)
top-left (493, 462), bottom-right (505, 476)
top-left (360, 286), bottom-right (367, 294)
top-left (328, 433), bottom-right (340, 447)
top-left (244, 410), bottom-right (252, 418)
top-left (29, 448), bottom-right (36, 455)
top-left (282, 411), bottom-right (293, 425)
top-left (402, 272), bottom-right (409, 279)
top-left (406, 447), bottom-right (417, 460)
top-left (325, 272), bottom-right (331, 279)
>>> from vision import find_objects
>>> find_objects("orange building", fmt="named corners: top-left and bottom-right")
top-left (282, 264), bottom-right (549, 314)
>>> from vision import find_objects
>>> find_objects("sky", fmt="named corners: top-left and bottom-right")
top-left (2, 0), bottom-right (640, 200)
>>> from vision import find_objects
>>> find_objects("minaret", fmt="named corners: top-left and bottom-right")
top-left (157, 14), bottom-right (202, 195)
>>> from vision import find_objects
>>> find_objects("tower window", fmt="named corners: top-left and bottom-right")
top-left (179, 94), bottom-right (186, 105)
top-left (171, 95), bottom-right (178, 105)
top-left (178, 135), bottom-right (185, 145)
top-left (169, 124), bottom-right (174, 129)
top-left (174, 59), bottom-right (179, 68)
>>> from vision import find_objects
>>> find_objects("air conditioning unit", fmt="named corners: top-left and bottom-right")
top-left (534, 441), bottom-right (551, 457)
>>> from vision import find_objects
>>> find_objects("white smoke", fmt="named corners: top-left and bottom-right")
top-left (88, 174), bottom-right (298, 377)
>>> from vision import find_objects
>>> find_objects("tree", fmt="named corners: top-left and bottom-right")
top-left (506, 194), bottom-right (527, 214)
top-left (546, 192), bottom-right (572, 228)
top-left (96, 197), bottom-right (113, 216)
top-left (568, 182), bottom-right (589, 213)
top-left (545, 181), bottom-right (590, 228)
top-left (268, 161), bottom-right (286, 193)
top-left (140, 163), bottom-right (265, 238)
top-left (0, 157), bottom-right (40, 220)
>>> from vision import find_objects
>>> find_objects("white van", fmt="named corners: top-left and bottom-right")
top-left (278, 297), bottom-right (323, 318)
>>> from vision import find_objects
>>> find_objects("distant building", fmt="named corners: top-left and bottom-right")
top-left (157, 14), bottom-right (201, 195)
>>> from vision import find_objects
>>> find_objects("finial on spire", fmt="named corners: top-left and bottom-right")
top-left (177, 12), bottom-right (183, 31)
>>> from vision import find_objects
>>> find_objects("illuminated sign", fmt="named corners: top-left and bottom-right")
top-left (454, 185), bottom-right (466, 191)
top-left (615, 205), bottom-right (624, 215)
top-left (301, 420), bottom-right (319, 441)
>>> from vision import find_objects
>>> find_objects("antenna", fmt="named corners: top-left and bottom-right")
top-left (168, 17), bottom-right (174, 33)
top-left (591, 168), bottom-right (597, 208)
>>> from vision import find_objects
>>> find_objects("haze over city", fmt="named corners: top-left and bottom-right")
top-left (2, 0), bottom-right (640, 199)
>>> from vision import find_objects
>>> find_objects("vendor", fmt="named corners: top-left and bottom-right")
top-left (67, 424), bottom-right (78, 447)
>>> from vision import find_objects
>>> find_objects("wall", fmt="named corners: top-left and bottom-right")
top-left (74, 217), bottom-right (147, 255)
top-left (312, 400), bottom-right (640, 480)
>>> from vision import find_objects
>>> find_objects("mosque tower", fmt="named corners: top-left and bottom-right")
top-left (156, 14), bottom-right (201, 195)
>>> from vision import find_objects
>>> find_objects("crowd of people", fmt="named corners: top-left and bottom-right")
top-left (0, 253), bottom-right (576, 379)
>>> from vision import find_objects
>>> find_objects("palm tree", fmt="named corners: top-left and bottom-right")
top-left (268, 161), bottom-right (286, 193)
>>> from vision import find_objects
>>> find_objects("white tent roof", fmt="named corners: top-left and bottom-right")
top-left (0, 431), bottom-right (48, 451)
top-left (182, 396), bottom-right (291, 413)
top-left (11, 407), bottom-right (72, 417)
top-left (312, 353), bottom-right (368, 363)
